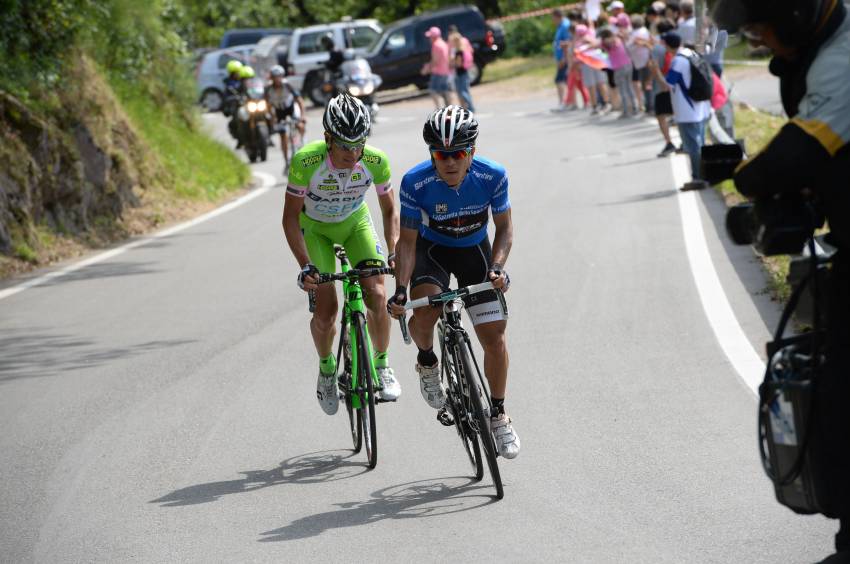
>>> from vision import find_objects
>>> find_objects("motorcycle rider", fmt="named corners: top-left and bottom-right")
top-left (321, 33), bottom-right (345, 75)
top-left (266, 65), bottom-right (306, 174)
top-left (714, 0), bottom-right (850, 559)
top-left (223, 60), bottom-right (244, 147)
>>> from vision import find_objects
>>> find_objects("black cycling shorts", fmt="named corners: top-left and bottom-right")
top-left (275, 106), bottom-right (296, 121)
top-left (411, 235), bottom-right (507, 326)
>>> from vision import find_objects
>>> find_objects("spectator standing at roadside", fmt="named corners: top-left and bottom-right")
top-left (422, 26), bottom-right (453, 108)
top-left (448, 30), bottom-right (475, 112)
top-left (629, 15), bottom-right (654, 113)
top-left (645, 5), bottom-right (663, 33)
top-left (665, 1), bottom-right (682, 24)
top-left (608, 1), bottom-right (625, 18)
top-left (550, 9), bottom-right (572, 112)
top-left (574, 24), bottom-right (612, 115)
top-left (705, 22), bottom-right (728, 76)
top-left (660, 31), bottom-right (710, 190)
top-left (648, 19), bottom-right (678, 156)
top-left (678, 1), bottom-right (697, 47)
top-left (599, 27), bottom-right (638, 118)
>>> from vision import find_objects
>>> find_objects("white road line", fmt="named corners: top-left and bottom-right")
top-left (0, 172), bottom-right (277, 302)
top-left (671, 154), bottom-right (765, 395)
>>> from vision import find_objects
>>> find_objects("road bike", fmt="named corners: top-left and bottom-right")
top-left (398, 281), bottom-right (506, 499)
top-left (309, 245), bottom-right (394, 469)
top-left (277, 114), bottom-right (304, 173)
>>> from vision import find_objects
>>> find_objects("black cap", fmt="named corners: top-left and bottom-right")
top-left (661, 31), bottom-right (682, 48)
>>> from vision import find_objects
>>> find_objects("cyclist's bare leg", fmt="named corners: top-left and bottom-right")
top-left (408, 283), bottom-right (442, 352)
top-left (280, 132), bottom-right (289, 164)
top-left (473, 320), bottom-right (508, 398)
top-left (311, 284), bottom-right (338, 357)
top-left (360, 276), bottom-right (389, 352)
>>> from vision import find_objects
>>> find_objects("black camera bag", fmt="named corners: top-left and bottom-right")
top-left (758, 239), bottom-right (829, 515)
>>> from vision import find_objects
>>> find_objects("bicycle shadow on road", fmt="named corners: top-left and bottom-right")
top-left (151, 449), bottom-right (368, 508)
top-left (258, 476), bottom-right (495, 542)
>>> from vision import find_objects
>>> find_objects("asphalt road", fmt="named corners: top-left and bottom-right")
top-left (0, 90), bottom-right (836, 563)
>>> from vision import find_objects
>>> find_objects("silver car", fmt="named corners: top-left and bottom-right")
top-left (195, 45), bottom-right (256, 112)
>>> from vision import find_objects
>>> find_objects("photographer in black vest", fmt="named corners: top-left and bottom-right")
top-left (713, 0), bottom-right (850, 559)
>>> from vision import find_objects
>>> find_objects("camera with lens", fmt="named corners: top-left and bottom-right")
top-left (700, 143), bottom-right (824, 256)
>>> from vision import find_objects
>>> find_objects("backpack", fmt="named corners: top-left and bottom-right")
top-left (678, 51), bottom-right (713, 102)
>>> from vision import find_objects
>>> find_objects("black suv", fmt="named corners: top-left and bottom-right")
top-left (367, 5), bottom-right (505, 91)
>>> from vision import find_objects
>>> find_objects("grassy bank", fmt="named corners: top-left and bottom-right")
top-left (0, 65), bottom-right (249, 279)
top-left (115, 82), bottom-right (249, 202)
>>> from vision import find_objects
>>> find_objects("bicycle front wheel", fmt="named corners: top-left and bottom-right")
top-left (459, 342), bottom-right (503, 499)
top-left (354, 313), bottom-right (378, 469)
top-left (445, 352), bottom-right (484, 480)
top-left (338, 324), bottom-right (361, 453)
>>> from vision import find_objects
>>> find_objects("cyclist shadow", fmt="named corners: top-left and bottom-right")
top-left (258, 476), bottom-right (495, 542)
top-left (151, 449), bottom-right (367, 507)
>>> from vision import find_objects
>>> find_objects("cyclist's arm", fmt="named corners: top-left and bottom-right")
top-left (491, 209), bottom-right (513, 268)
top-left (394, 227), bottom-right (418, 288)
top-left (377, 191), bottom-right (399, 258)
top-left (282, 192), bottom-right (310, 267)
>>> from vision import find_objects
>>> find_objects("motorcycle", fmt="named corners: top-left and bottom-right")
top-left (316, 52), bottom-right (382, 118)
top-left (237, 77), bottom-right (271, 163)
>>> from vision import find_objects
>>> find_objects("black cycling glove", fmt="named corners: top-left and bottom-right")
top-left (297, 263), bottom-right (319, 289)
top-left (386, 285), bottom-right (408, 314)
top-left (488, 263), bottom-right (511, 290)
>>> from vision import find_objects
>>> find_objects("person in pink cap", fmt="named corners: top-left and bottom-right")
top-left (421, 26), bottom-right (454, 108)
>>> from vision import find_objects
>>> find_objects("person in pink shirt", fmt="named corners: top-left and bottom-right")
top-left (574, 24), bottom-right (613, 115)
top-left (422, 26), bottom-right (454, 108)
top-left (598, 27), bottom-right (639, 117)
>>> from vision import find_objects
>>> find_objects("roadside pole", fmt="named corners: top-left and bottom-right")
top-left (696, 0), bottom-right (706, 52)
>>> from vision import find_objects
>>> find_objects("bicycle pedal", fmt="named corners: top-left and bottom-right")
top-left (437, 408), bottom-right (455, 427)
top-left (375, 397), bottom-right (397, 403)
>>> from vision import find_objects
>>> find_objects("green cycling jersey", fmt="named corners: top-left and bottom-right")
top-left (286, 140), bottom-right (392, 223)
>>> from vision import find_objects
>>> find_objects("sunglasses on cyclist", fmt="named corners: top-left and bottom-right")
top-left (332, 138), bottom-right (366, 152)
top-left (430, 147), bottom-right (472, 161)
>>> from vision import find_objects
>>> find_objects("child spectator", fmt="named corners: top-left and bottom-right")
top-left (599, 27), bottom-right (638, 118)
top-left (660, 31), bottom-right (711, 190)
top-left (648, 19), bottom-right (678, 156)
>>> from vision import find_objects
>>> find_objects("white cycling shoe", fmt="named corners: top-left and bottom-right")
top-left (490, 413), bottom-right (521, 459)
top-left (316, 371), bottom-right (339, 415)
top-left (416, 363), bottom-right (445, 409)
top-left (376, 367), bottom-right (401, 401)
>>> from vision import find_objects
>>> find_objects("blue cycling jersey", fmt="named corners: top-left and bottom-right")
top-left (400, 156), bottom-right (510, 247)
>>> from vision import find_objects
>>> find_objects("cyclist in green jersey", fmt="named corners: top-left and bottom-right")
top-left (282, 93), bottom-right (401, 414)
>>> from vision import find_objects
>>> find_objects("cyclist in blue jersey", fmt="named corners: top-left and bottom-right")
top-left (387, 106), bottom-right (520, 459)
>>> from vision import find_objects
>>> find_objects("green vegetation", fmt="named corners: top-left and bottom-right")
top-left (115, 81), bottom-right (249, 202)
top-left (0, 1), bottom-right (249, 276)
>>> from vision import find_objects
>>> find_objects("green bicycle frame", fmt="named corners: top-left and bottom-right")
top-left (337, 256), bottom-right (380, 409)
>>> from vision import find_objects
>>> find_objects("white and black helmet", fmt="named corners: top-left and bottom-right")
top-left (270, 65), bottom-right (285, 78)
top-left (423, 105), bottom-right (479, 150)
top-left (323, 93), bottom-right (372, 143)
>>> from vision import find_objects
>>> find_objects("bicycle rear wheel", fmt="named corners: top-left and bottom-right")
top-left (458, 341), bottom-right (503, 499)
top-left (355, 313), bottom-right (378, 469)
